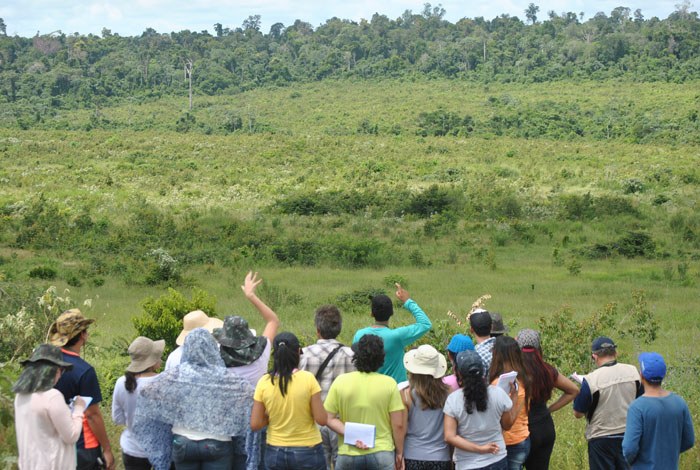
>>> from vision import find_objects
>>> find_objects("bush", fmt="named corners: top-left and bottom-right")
top-left (334, 287), bottom-right (386, 314)
top-left (417, 109), bottom-right (474, 137)
top-left (405, 185), bottom-right (459, 217)
top-left (28, 266), bottom-right (57, 280)
top-left (132, 288), bottom-right (218, 354)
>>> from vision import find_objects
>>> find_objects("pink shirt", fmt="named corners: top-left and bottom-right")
top-left (14, 388), bottom-right (85, 469)
top-left (442, 374), bottom-right (460, 392)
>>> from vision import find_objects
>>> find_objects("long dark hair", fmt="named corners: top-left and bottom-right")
top-left (521, 347), bottom-right (556, 404)
top-left (270, 332), bottom-right (301, 397)
top-left (488, 336), bottom-right (531, 409)
top-left (124, 367), bottom-right (154, 393)
top-left (460, 372), bottom-right (488, 414)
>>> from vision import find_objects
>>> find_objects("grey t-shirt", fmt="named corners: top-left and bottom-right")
top-left (443, 385), bottom-right (512, 470)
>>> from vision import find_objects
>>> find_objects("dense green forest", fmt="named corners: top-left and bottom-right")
top-left (1, 3), bottom-right (700, 114)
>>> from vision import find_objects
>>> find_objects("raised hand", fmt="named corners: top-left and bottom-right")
top-left (241, 271), bottom-right (262, 298)
top-left (395, 283), bottom-right (410, 303)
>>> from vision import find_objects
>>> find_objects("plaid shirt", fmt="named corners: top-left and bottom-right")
top-left (300, 339), bottom-right (355, 401)
top-left (475, 337), bottom-right (496, 377)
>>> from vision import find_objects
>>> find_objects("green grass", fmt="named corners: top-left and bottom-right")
top-left (1, 78), bottom-right (699, 468)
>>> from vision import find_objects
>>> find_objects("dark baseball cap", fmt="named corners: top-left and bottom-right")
top-left (591, 336), bottom-right (616, 352)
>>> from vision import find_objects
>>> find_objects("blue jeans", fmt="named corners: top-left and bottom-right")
top-left (476, 457), bottom-right (508, 470)
top-left (264, 444), bottom-right (325, 470)
top-left (506, 438), bottom-right (530, 470)
top-left (335, 451), bottom-right (394, 470)
top-left (172, 435), bottom-right (235, 470)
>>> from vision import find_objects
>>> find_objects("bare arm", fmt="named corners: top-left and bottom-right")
top-left (310, 392), bottom-right (327, 426)
top-left (574, 410), bottom-right (585, 419)
top-left (326, 412), bottom-right (345, 436)
top-left (241, 271), bottom-right (280, 342)
top-left (250, 400), bottom-right (269, 431)
top-left (500, 383), bottom-right (521, 431)
top-left (390, 409), bottom-right (406, 470)
top-left (548, 374), bottom-right (579, 414)
top-left (85, 404), bottom-right (114, 470)
top-left (444, 414), bottom-right (500, 454)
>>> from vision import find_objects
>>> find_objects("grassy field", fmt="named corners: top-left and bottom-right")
top-left (0, 78), bottom-right (699, 468)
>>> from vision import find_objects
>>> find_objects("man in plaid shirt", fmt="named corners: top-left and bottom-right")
top-left (470, 309), bottom-right (495, 378)
top-left (300, 305), bottom-right (355, 470)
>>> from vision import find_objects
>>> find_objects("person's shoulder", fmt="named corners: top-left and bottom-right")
top-left (294, 369), bottom-right (317, 381)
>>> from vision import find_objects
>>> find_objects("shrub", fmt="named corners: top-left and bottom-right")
top-left (132, 288), bottom-right (218, 354)
top-left (405, 185), bottom-right (459, 217)
top-left (0, 284), bottom-right (74, 363)
top-left (28, 266), bottom-right (57, 280)
top-left (417, 109), bottom-right (474, 137)
top-left (334, 287), bottom-right (386, 314)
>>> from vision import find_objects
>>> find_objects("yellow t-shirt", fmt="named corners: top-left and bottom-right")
top-left (324, 371), bottom-right (405, 456)
top-left (254, 370), bottom-right (322, 446)
top-left (491, 377), bottom-right (529, 445)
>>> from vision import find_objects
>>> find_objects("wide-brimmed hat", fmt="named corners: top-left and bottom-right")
top-left (21, 343), bottom-right (73, 369)
top-left (404, 345), bottom-right (447, 378)
top-left (176, 310), bottom-right (224, 346)
top-left (47, 309), bottom-right (95, 347)
top-left (490, 312), bottom-right (508, 335)
top-left (213, 316), bottom-right (267, 367)
top-left (127, 337), bottom-right (166, 373)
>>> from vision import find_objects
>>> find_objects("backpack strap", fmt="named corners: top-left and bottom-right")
top-left (315, 344), bottom-right (345, 381)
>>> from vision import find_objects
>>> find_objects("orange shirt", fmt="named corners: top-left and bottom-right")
top-left (492, 377), bottom-right (529, 445)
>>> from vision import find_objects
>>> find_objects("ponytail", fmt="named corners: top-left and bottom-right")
top-left (270, 332), bottom-right (301, 397)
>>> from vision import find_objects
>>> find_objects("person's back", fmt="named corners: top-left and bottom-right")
top-left (622, 352), bottom-right (695, 469)
top-left (352, 283), bottom-right (431, 383)
top-left (574, 337), bottom-right (641, 470)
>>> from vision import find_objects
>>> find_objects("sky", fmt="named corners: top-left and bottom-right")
top-left (0, 0), bottom-right (692, 37)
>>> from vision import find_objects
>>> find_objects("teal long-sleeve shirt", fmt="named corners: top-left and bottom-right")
top-left (352, 299), bottom-right (432, 383)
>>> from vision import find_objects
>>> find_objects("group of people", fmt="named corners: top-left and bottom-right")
top-left (12, 272), bottom-right (695, 470)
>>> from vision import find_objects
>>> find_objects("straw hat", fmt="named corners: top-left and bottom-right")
top-left (176, 310), bottom-right (224, 346)
top-left (127, 337), bottom-right (166, 373)
top-left (403, 344), bottom-right (447, 379)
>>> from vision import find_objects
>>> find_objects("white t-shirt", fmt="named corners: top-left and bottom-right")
top-left (228, 338), bottom-right (271, 386)
top-left (112, 375), bottom-right (159, 457)
top-left (165, 346), bottom-right (183, 370)
top-left (443, 385), bottom-right (512, 470)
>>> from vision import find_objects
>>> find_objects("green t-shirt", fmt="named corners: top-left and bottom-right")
top-left (324, 371), bottom-right (404, 455)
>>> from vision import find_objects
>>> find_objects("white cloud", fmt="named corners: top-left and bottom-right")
top-left (0, 0), bottom-right (689, 37)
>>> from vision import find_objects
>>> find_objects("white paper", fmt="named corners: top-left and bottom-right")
top-left (570, 372), bottom-right (584, 385)
top-left (496, 371), bottom-right (518, 393)
top-left (344, 422), bottom-right (376, 448)
top-left (70, 396), bottom-right (93, 411)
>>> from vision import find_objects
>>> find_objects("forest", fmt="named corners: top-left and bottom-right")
top-left (1, 2), bottom-right (700, 114)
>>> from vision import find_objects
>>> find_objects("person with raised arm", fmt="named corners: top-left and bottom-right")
top-left (213, 270), bottom-right (281, 470)
top-left (353, 283), bottom-right (432, 384)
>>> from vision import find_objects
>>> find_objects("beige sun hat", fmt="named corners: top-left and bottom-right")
top-left (403, 344), bottom-right (448, 379)
top-left (127, 336), bottom-right (166, 373)
top-left (175, 310), bottom-right (224, 346)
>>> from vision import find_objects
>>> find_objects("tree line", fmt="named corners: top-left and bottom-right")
top-left (0, 3), bottom-right (699, 109)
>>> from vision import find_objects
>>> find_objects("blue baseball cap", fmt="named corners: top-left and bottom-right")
top-left (639, 352), bottom-right (666, 383)
top-left (591, 336), bottom-right (616, 353)
top-left (447, 334), bottom-right (475, 354)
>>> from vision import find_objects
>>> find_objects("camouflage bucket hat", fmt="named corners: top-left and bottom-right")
top-left (21, 343), bottom-right (73, 369)
top-left (47, 309), bottom-right (95, 347)
top-left (213, 316), bottom-right (267, 367)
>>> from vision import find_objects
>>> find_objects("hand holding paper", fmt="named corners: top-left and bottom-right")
top-left (344, 422), bottom-right (376, 449)
top-left (496, 371), bottom-right (518, 393)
